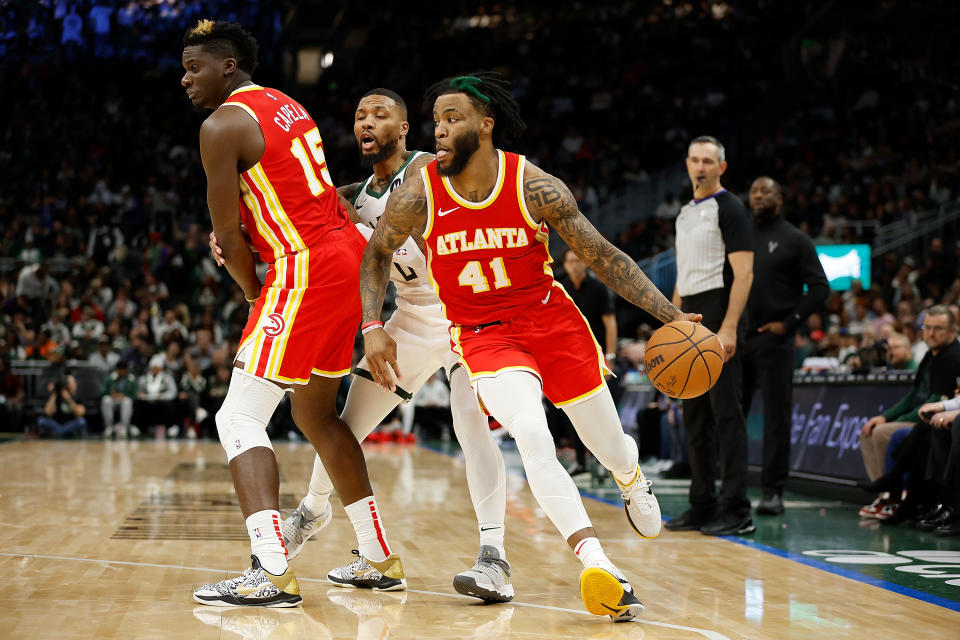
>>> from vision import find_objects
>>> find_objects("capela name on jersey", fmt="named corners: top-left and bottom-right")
top-left (435, 227), bottom-right (530, 255)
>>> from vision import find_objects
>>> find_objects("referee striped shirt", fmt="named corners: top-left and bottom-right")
top-left (674, 189), bottom-right (753, 297)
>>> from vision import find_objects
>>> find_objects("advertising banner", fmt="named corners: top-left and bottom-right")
top-left (747, 382), bottom-right (912, 483)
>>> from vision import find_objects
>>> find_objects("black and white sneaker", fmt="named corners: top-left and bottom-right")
top-left (193, 556), bottom-right (302, 607)
top-left (327, 550), bottom-right (406, 591)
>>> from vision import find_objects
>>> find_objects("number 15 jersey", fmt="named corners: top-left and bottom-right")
top-left (421, 150), bottom-right (553, 326)
top-left (223, 84), bottom-right (351, 263)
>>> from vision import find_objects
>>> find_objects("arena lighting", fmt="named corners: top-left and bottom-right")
top-left (321, 52), bottom-right (334, 69)
top-left (296, 46), bottom-right (323, 84)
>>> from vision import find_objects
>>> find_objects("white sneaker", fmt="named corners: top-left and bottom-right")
top-left (167, 425), bottom-right (180, 438)
top-left (328, 550), bottom-right (406, 591)
top-left (103, 424), bottom-right (114, 439)
top-left (452, 545), bottom-right (514, 602)
top-left (280, 499), bottom-right (332, 560)
top-left (617, 466), bottom-right (662, 538)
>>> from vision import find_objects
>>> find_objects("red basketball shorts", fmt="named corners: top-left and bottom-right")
top-left (237, 226), bottom-right (364, 385)
top-left (450, 283), bottom-right (612, 406)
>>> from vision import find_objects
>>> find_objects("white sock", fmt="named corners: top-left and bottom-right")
top-left (302, 455), bottom-right (333, 518)
top-left (478, 522), bottom-right (506, 558)
top-left (344, 496), bottom-right (392, 562)
top-left (574, 537), bottom-right (610, 570)
top-left (246, 510), bottom-right (288, 575)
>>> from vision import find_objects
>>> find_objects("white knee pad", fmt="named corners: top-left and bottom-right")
top-left (216, 368), bottom-right (285, 462)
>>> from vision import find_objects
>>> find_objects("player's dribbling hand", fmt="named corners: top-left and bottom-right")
top-left (209, 231), bottom-right (225, 267)
top-left (363, 328), bottom-right (402, 392)
top-left (676, 312), bottom-right (703, 324)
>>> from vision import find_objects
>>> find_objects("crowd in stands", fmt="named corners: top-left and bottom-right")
top-left (2, 0), bottom-right (960, 454)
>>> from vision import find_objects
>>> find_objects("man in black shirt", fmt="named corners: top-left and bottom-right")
top-left (742, 177), bottom-right (829, 515)
top-left (559, 249), bottom-right (618, 361)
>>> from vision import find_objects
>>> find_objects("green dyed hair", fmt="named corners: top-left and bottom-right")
top-left (426, 71), bottom-right (527, 148)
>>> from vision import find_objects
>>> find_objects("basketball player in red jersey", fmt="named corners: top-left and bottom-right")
top-left (180, 20), bottom-right (403, 607)
top-left (359, 72), bottom-right (701, 622)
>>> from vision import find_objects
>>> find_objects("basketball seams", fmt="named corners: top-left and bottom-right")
top-left (648, 343), bottom-right (695, 384)
top-left (645, 321), bottom-right (723, 398)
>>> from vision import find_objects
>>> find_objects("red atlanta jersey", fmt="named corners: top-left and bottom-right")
top-left (422, 150), bottom-right (553, 326)
top-left (222, 84), bottom-right (350, 264)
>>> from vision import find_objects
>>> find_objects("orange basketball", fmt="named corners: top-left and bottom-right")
top-left (643, 320), bottom-right (724, 399)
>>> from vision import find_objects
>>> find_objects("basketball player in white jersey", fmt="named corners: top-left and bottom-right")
top-left (213, 88), bottom-right (513, 601)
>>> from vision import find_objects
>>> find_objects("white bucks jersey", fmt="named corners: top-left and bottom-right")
top-left (353, 151), bottom-right (438, 310)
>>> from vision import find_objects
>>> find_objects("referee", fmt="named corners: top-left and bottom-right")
top-left (743, 177), bottom-right (828, 516)
top-left (664, 136), bottom-right (755, 536)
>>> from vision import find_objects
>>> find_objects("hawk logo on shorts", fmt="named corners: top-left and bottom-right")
top-left (263, 313), bottom-right (286, 337)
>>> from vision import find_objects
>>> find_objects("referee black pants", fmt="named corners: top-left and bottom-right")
top-left (681, 288), bottom-right (751, 517)
top-left (742, 330), bottom-right (795, 496)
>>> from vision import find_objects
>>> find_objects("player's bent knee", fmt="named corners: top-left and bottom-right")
top-left (216, 369), bottom-right (285, 462)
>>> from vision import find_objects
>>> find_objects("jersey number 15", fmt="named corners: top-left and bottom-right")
top-left (290, 127), bottom-right (334, 196)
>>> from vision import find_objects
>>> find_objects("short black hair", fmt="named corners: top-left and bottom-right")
top-left (360, 88), bottom-right (408, 119)
top-left (425, 71), bottom-right (526, 148)
top-left (183, 19), bottom-right (259, 75)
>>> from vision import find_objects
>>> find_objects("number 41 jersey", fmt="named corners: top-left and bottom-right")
top-left (223, 84), bottom-right (351, 264)
top-left (421, 150), bottom-right (554, 326)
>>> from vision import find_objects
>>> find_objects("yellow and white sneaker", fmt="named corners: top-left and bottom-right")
top-left (617, 466), bottom-right (662, 538)
top-left (327, 550), bottom-right (406, 591)
top-left (579, 566), bottom-right (644, 622)
top-left (193, 556), bottom-right (302, 607)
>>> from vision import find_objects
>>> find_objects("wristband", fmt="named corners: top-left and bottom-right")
top-left (361, 321), bottom-right (384, 335)
top-left (245, 296), bottom-right (257, 305)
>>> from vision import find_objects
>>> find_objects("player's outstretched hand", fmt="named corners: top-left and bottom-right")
top-left (363, 328), bottom-right (402, 392)
top-left (208, 231), bottom-right (225, 267)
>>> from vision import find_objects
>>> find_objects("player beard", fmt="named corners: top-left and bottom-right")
top-left (358, 136), bottom-right (400, 168)
top-left (437, 129), bottom-right (480, 177)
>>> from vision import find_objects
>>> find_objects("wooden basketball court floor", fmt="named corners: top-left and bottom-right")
top-left (2, 438), bottom-right (959, 639)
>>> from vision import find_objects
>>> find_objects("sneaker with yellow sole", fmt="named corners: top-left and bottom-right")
top-left (616, 466), bottom-right (662, 538)
top-left (579, 566), bottom-right (644, 622)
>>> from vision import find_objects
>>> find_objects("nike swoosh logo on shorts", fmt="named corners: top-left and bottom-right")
top-left (438, 206), bottom-right (460, 217)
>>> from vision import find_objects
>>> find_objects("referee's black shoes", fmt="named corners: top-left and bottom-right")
top-left (756, 493), bottom-right (785, 516)
top-left (700, 512), bottom-right (756, 536)
top-left (664, 508), bottom-right (716, 532)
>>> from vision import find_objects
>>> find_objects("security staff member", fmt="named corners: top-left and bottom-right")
top-left (743, 176), bottom-right (829, 515)
top-left (666, 136), bottom-right (755, 536)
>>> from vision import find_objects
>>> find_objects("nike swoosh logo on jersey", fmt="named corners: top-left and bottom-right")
top-left (438, 206), bottom-right (461, 217)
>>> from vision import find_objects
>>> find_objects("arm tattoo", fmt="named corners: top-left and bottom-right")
top-left (337, 182), bottom-right (361, 201)
top-left (526, 171), bottom-right (681, 323)
top-left (359, 177), bottom-right (428, 322)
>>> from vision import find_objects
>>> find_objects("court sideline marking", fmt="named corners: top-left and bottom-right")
top-left (2, 551), bottom-right (730, 639)
top-left (422, 442), bottom-right (960, 614)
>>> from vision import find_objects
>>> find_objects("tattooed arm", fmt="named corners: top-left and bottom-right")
top-left (524, 163), bottom-right (698, 325)
top-left (337, 181), bottom-right (362, 201)
top-left (358, 170), bottom-right (429, 390)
